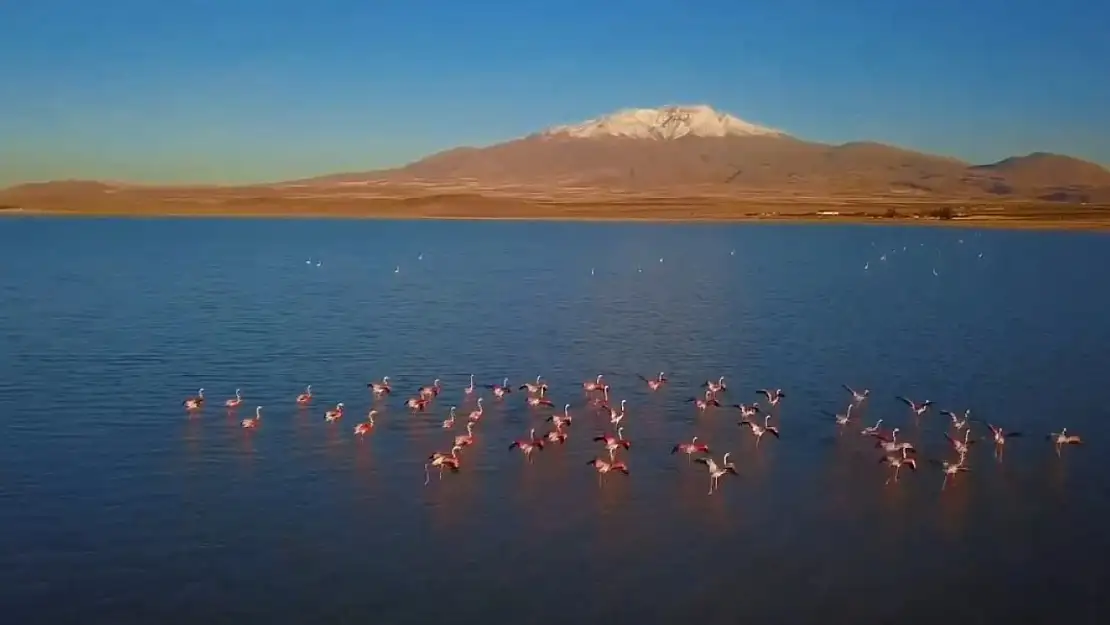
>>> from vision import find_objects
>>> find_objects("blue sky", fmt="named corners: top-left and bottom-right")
top-left (1, 0), bottom-right (1107, 185)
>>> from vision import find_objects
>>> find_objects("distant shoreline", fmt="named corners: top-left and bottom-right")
top-left (2, 206), bottom-right (1108, 232)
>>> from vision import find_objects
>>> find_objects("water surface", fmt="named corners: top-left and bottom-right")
top-left (1, 218), bottom-right (1107, 624)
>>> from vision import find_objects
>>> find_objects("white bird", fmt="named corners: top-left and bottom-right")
top-left (694, 453), bottom-right (738, 495)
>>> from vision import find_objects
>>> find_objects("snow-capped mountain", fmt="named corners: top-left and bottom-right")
top-left (541, 104), bottom-right (784, 140)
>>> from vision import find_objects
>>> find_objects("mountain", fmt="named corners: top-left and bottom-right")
top-left (301, 105), bottom-right (1110, 202)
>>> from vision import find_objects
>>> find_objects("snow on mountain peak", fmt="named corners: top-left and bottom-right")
top-left (541, 104), bottom-right (784, 140)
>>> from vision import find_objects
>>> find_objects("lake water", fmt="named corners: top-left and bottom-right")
top-left (1, 217), bottom-right (1108, 624)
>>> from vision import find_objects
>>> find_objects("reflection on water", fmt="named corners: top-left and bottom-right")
top-left (1, 219), bottom-right (1108, 623)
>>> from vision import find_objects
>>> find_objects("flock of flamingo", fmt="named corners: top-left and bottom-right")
top-left (181, 374), bottom-right (1084, 495)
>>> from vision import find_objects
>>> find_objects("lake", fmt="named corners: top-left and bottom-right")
top-left (1, 217), bottom-right (1107, 624)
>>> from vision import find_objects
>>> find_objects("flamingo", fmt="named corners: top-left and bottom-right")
top-left (687, 390), bottom-right (721, 412)
top-left (873, 428), bottom-right (915, 455)
top-left (368, 377), bottom-right (392, 396)
top-left (1048, 428), bottom-right (1083, 456)
top-left (942, 409), bottom-right (971, 431)
top-left (544, 429), bottom-right (569, 444)
top-left (519, 375), bottom-right (546, 394)
top-left (586, 457), bottom-right (629, 485)
top-left (296, 385), bottom-right (313, 405)
top-left (843, 385), bottom-right (870, 403)
top-left (756, 388), bottom-right (785, 407)
top-left (593, 427), bottom-right (631, 461)
top-left (527, 387), bottom-right (555, 408)
top-left (224, 389), bottom-right (243, 408)
top-left (324, 403), bottom-right (345, 422)
top-left (930, 458), bottom-right (969, 490)
top-left (241, 406), bottom-right (262, 429)
top-left (879, 448), bottom-right (917, 484)
top-left (671, 435), bottom-right (710, 461)
top-left (980, 422), bottom-right (1022, 460)
top-left (425, 445), bottom-right (462, 484)
top-left (738, 414), bottom-right (780, 446)
top-left (454, 422), bottom-right (476, 448)
top-left (695, 453), bottom-right (738, 495)
top-left (546, 404), bottom-right (573, 429)
top-left (826, 403), bottom-right (853, 429)
top-left (704, 377), bottom-right (727, 394)
top-left (418, 379), bottom-right (441, 400)
top-left (486, 377), bottom-right (513, 399)
top-left (406, 396), bottom-right (431, 412)
top-left (860, 418), bottom-right (883, 437)
top-left (944, 429), bottom-right (974, 457)
top-left (896, 396), bottom-right (933, 416)
top-left (638, 372), bottom-right (667, 391)
top-left (467, 398), bottom-right (484, 422)
top-left (583, 374), bottom-right (604, 392)
top-left (601, 399), bottom-right (626, 426)
top-left (442, 406), bottom-right (457, 429)
top-left (463, 374), bottom-right (475, 396)
top-left (508, 428), bottom-right (544, 462)
top-left (354, 411), bottom-right (377, 435)
top-left (732, 403), bottom-right (760, 419)
top-left (183, 388), bottom-right (204, 411)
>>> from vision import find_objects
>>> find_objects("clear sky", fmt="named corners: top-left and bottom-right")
top-left (2, 0), bottom-right (1108, 185)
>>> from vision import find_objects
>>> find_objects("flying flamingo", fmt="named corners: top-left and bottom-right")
top-left (687, 390), bottom-right (721, 412)
top-left (671, 435), bottom-right (711, 461)
top-left (468, 398), bottom-right (484, 422)
top-left (454, 422), bottom-right (476, 448)
top-left (519, 376), bottom-right (546, 394)
top-left (463, 374), bottom-right (475, 396)
top-left (241, 406), bottom-right (262, 429)
top-left (601, 399), bottom-right (626, 426)
top-left (942, 409), bottom-right (971, 431)
top-left (425, 445), bottom-right (462, 484)
top-left (896, 396), bottom-right (933, 416)
top-left (225, 389), bottom-right (243, 409)
top-left (825, 403), bottom-right (853, 429)
top-left (593, 427), bottom-right (630, 461)
top-left (930, 458), bottom-right (969, 490)
top-left (325, 403), bottom-right (345, 422)
top-left (638, 372), bottom-right (667, 391)
top-left (354, 411), bottom-right (377, 435)
top-left (738, 414), bottom-right (780, 446)
top-left (843, 385), bottom-right (870, 403)
top-left (704, 377), bottom-right (727, 394)
top-left (980, 421), bottom-right (1022, 460)
top-left (527, 387), bottom-right (555, 408)
top-left (944, 429), bottom-right (974, 458)
top-left (508, 428), bottom-right (544, 462)
top-left (695, 453), bottom-right (738, 495)
top-left (544, 429), bottom-right (569, 444)
top-left (583, 375), bottom-right (604, 392)
top-left (418, 379), bottom-right (441, 400)
top-left (442, 406), bottom-right (457, 429)
top-left (367, 376), bottom-right (392, 397)
top-left (860, 419), bottom-right (883, 437)
top-left (586, 457), bottom-right (629, 485)
top-left (296, 385), bottom-right (313, 405)
top-left (546, 404), bottom-right (573, 429)
top-left (183, 388), bottom-right (205, 411)
top-left (732, 403), bottom-right (760, 419)
top-left (879, 448), bottom-right (917, 484)
top-left (756, 388), bottom-right (785, 407)
top-left (873, 428), bottom-right (915, 455)
top-left (486, 377), bottom-right (513, 399)
top-left (1048, 429), bottom-right (1083, 456)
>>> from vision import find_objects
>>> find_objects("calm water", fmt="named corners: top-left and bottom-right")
top-left (1, 218), bottom-right (1108, 624)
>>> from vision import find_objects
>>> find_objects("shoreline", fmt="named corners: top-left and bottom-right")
top-left (3, 207), bottom-right (1109, 232)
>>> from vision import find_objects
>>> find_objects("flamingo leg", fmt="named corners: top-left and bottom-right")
top-left (424, 464), bottom-right (430, 486)
top-left (1056, 443), bottom-right (1062, 458)
top-left (941, 475), bottom-right (948, 491)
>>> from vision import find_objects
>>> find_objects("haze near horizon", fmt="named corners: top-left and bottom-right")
top-left (1, 0), bottom-right (1108, 186)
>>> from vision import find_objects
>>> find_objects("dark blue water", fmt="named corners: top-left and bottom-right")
top-left (1, 217), bottom-right (1107, 624)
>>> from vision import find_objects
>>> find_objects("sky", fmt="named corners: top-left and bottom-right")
top-left (1, 0), bottom-right (1108, 185)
